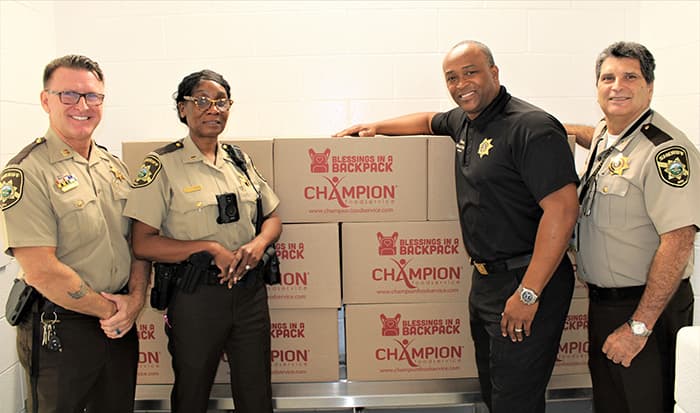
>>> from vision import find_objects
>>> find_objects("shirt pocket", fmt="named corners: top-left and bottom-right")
top-left (167, 190), bottom-right (219, 240)
top-left (111, 180), bottom-right (130, 237)
top-left (592, 176), bottom-right (629, 228)
top-left (52, 190), bottom-right (103, 248)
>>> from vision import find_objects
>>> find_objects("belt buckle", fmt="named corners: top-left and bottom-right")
top-left (473, 262), bottom-right (488, 275)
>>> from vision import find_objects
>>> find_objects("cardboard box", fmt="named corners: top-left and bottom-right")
top-left (273, 137), bottom-right (427, 223)
top-left (137, 306), bottom-right (340, 384)
top-left (215, 308), bottom-right (340, 383)
top-left (342, 221), bottom-right (470, 304)
top-left (552, 297), bottom-right (589, 375)
top-left (345, 302), bottom-right (476, 381)
top-left (122, 139), bottom-right (274, 188)
top-left (136, 306), bottom-right (173, 384)
top-left (267, 223), bottom-right (341, 309)
top-left (427, 136), bottom-right (458, 221)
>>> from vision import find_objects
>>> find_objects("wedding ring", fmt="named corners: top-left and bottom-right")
top-left (244, 264), bottom-right (251, 271)
top-left (514, 328), bottom-right (523, 333)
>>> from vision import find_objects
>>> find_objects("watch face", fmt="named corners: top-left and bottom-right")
top-left (629, 320), bottom-right (651, 336)
top-left (520, 288), bottom-right (537, 305)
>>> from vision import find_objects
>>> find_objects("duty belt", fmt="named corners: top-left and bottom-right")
top-left (471, 254), bottom-right (532, 275)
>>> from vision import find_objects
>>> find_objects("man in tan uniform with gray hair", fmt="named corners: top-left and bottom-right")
top-left (572, 41), bottom-right (699, 413)
top-left (0, 55), bottom-right (149, 412)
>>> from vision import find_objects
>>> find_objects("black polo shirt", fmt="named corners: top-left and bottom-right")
top-left (431, 86), bottom-right (578, 262)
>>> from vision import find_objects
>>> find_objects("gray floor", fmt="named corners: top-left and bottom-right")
top-left (141, 399), bottom-right (594, 412)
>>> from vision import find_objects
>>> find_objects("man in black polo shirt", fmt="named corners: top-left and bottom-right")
top-left (334, 40), bottom-right (579, 413)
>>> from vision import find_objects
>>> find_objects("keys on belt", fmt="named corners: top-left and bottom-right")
top-left (471, 254), bottom-right (533, 275)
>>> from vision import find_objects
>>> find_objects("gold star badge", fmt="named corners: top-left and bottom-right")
top-left (608, 154), bottom-right (630, 176)
top-left (478, 138), bottom-right (494, 158)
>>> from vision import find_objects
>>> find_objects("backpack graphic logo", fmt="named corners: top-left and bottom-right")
top-left (308, 148), bottom-right (330, 173)
top-left (380, 313), bottom-right (401, 336)
top-left (377, 232), bottom-right (398, 256)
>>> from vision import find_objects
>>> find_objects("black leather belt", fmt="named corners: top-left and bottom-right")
top-left (587, 283), bottom-right (645, 301)
top-left (588, 278), bottom-right (690, 301)
top-left (471, 254), bottom-right (532, 275)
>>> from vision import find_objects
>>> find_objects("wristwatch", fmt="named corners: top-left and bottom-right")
top-left (517, 285), bottom-right (539, 305)
top-left (627, 319), bottom-right (652, 337)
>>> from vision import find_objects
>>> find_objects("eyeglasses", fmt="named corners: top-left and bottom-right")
top-left (45, 90), bottom-right (105, 106)
top-left (183, 96), bottom-right (233, 112)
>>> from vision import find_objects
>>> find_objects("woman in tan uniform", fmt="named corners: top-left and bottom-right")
top-left (124, 69), bottom-right (281, 413)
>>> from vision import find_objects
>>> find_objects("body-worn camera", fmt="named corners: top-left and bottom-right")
top-left (216, 192), bottom-right (240, 224)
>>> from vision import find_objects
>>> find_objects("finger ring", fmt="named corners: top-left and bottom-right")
top-left (244, 264), bottom-right (251, 271)
top-left (514, 328), bottom-right (523, 333)
top-left (115, 328), bottom-right (121, 335)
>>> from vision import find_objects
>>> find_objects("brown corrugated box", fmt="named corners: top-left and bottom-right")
top-left (342, 221), bottom-right (470, 304)
top-left (552, 297), bottom-right (589, 375)
top-left (215, 308), bottom-right (340, 383)
top-left (267, 223), bottom-right (341, 309)
top-left (427, 136), bottom-right (458, 221)
top-left (345, 302), bottom-right (476, 381)
top-left (273, 137), bottom-right (427, 223)
top-left (136, 306), bottom-right (339, 384)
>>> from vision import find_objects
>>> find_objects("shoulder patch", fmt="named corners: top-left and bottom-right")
top-left (655, 146), bottom-right (690, 187)
top-left (132, 155), bottom-right (163, 188)
top-left (7, 137), bottom-right (46, 165)
top-left (642, 123), bottom-right (672, 146)
top-left (0, 167), bottom-right (24, 210)
top-left (154, 140), bottom-right (184, 155)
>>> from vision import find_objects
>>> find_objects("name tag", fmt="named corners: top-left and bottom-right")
top-left (183, 185), bottom-right (201, 193)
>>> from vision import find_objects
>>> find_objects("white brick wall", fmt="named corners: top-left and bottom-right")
top-left (0, 1), bottom-right (698, 410)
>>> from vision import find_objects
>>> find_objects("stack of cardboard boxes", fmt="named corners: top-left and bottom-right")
top-left (273, 137), bottom-right (476, 380)
top-left (124, 133), bottom-right (587, 385)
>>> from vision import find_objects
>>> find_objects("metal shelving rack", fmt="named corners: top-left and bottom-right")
top-left (134, 374), bottom-right (592, 412)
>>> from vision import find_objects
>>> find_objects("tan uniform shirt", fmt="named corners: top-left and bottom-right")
top-left (0, 129), bottom-right (132, 292)
top-left (123, 136), bottom-right (279, 249)
top-left (577, 111), bottom-right (700, 287)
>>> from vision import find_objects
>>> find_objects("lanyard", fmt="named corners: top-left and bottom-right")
top-left (578, 109), bottom-right (653, 206)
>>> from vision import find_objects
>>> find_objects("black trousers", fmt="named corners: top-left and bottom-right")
top-left (588, 279), bottom-right (694, 413)
top-left (469, 255), bottom-right (574, 413)
top-left (166, 276), bottom-right (272, 413)
top-left (17, 307), bottom-right (139, 413)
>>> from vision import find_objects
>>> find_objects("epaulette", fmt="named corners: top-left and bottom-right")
top-left (641, 123), bottom-right (672, 146)
top-left (154, 139), bottom-right (185, 155)
top-left (7, 137), bottom-right (46, 165)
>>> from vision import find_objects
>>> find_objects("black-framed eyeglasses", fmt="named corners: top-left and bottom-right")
top-left (183, 96), bottom-right (233, 112)
top-left (45, 90), bottom-right (105, 106)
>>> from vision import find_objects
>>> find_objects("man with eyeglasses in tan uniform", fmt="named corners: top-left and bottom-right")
top-left (0, 55), bottom-right (149, 413)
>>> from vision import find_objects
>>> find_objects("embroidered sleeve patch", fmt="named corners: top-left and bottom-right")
top-left (655, 146), bottom-right (690, 187)
top-left (132, 155), bottom-right (162, 188)
top-left (0, 167), bottom-right (24, 210)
